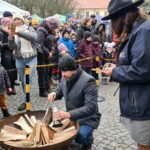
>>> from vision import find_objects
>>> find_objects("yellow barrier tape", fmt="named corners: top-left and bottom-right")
top-left (76, 57), bottom-right (93, 62)
top-left (31, 63), bottom-right (56, 68)
top-left (103, 58), bottom-right (115, 61)
top-left (29, 57), bottom-right (115, 68)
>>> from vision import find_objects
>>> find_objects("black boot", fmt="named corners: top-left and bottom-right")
top-left (1, 109), bottom-right (11, 119)
top-left (18, 103), bottom-right (26, 111)
top-left (39, 91), bottom-right (48, 97)
top-left (81, 144), bottom-right (92, 150)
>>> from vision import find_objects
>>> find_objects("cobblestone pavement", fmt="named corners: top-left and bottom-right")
top-left (0, 75), bottom-right (138, 150)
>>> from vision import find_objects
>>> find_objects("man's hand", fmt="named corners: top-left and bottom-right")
top-left (8, 88), bottom-right (12, 93)
top-left (48, 52), bottom-right (53, 58)
top-left (103, 63), bottom-right (116, 69)
top-left (102, 63), bottom-right (116, 77)
top-left (48, 92), bottom-right (56, 103)
top-left (53, 110), bottom-right (71, 120)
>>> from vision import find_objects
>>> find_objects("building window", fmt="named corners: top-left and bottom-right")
top-left (96, 11), bottom-right (99, 15)
top-left (86, 11), bottom-right (89, 17)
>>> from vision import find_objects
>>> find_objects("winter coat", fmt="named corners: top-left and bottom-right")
top-left (102, 49), bottom-right (115, 65)
top-left (36, 23), bottom-right (57, 63)
top-left (8, 26), bottom-right (37, 59)
top-left (91, 43), bottom-right (102, 68)
top-left (0, 65), bottom-right (11, 95)
top-left (78, 39), bottom-right (93, 68)
top-left (0, 28), bottom-right (17, 81)
top-left (112, 18), bottom-right (150, 120)
top-left (55, 66), bottom-right (101, 129)
top-left (76, 25), bottom-right (92, 41)
top-left (93, 23), bottom-right (107, 45)
top-left (58, 37), bottom-right (75, 57)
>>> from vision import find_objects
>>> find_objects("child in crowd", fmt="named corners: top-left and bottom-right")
top-left (102, 42), bottom-right (116, 84)
top-left (57, 42), bottom-right (69, 57)
top-left (58, 30), bottom-right (75, 58)
top-left (0, 64), bottom-right (12, 119)
top-left (78, 31), bottom-right (93, 75)
top-left (91, 35), bottom-right (102, 79)
top-left (70, 32), bottom-right (78, 59)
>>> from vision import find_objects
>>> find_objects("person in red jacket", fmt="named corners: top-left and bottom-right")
top-left (78, 31), bottom-right (93, 75)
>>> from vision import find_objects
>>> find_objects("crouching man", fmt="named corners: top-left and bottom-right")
top-left (48, 55), bottom-right (101, 150)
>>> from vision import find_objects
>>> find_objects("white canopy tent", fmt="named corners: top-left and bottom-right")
top-left (0, 0), bottom-right (30, 17)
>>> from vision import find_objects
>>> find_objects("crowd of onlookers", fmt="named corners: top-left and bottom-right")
top-left (0, 11), bottom-right (118, 118)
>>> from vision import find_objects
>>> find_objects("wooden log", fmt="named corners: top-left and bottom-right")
top-left (52, 129), bottom-right (77, 144)
top-left (40, 124), bottom-right (51, 144)
top-left (24, 114), bottom-right (34, 127)
top-left (27, 133), bottom-right (33, 141)
top-left (40, 129), bottom-right (46, 145)
top-left (42, 106), bottom-right (52, 125)
top-left (27, 123), bottom-right (37, 142)
top-left (46, 126), bottom-right (55, 139)
top-left (0, 130), bottom-right (26, 141)
top-left (30, 116), bottom-right (37, 125)
top-left (54, 126), bottom-right (76, 137)
top-left (49, 119), bottom-right (71, 132)
top-left (3, 125), bottom-right (27, 135)
top-left (4, 141), bottom-right (36, 148)
top-left (13, 116), bottom-right (32, 134)
top-left (35, 120), bottom-right (41, 143)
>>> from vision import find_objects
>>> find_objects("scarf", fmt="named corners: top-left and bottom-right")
top-left (15, 25), bottom-right (34, 58)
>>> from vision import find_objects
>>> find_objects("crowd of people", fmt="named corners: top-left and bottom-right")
top-left (0, 0), bottom-right (150, 150)
top-left (0, 10), bottom-right (117, 112)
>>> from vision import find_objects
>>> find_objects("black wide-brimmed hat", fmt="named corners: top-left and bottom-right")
top-left (102, 0), bottom-right (144, 20)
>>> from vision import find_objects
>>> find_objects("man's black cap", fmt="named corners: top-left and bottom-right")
top-left (58, 55), bottom-right (78, 71)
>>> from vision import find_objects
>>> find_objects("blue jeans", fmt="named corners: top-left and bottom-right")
top-left (75, 125), bottom-right (94, 146)
top-left (16, 57), bottom-right (37, 103)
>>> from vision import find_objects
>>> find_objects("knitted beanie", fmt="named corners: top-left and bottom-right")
top-left (58, 55), bottom-right (78, 71)
top-left (13, 14), bottom-right (24, 23)
top-left (1, 17), bottom-right (12, 26)
top-left (3, 11), bottom-right (13, 17)
top-left (32, 18), bottom-right (39, 25)
top-left (62, 29), bottom-right (70, 37)
top-left (57, 42), bottom-right (68, 52)
top-left (83, 31), bottom-right (92, 39)
top-left (46, 17), bottom-right (60, 30)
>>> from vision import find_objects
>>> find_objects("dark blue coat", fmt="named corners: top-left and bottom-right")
top-left (112, 19), bottom-right (150, 120)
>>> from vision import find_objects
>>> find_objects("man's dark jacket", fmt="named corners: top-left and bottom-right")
top-left (112, 19), bottom-right (150, 120)
top-left (55, 66), bottom-right (101, 129)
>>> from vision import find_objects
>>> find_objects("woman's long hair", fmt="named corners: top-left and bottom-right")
top-left (111, 8), bottom-right (147, 42)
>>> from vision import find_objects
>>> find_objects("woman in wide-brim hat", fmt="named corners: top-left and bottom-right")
top-left (102, 0), bottom-right (150, 150)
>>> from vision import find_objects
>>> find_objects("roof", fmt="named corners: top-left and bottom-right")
top-left (76, 0), bottom-right (111, 9)
top-left (0, 0), bottom-right (30, 17)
